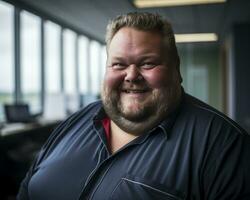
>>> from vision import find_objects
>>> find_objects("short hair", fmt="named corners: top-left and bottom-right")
top-left (105, 12), bottom-right (179, 66)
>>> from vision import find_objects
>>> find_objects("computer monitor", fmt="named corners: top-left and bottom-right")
top-left (4, 104), bottom-right (34, 123)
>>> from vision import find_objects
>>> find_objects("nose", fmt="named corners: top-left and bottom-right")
top-left (124, 64), bottom-right (143, 82)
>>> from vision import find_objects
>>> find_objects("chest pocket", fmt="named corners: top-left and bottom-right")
top-left (110, 175), bottom-right (185, 200)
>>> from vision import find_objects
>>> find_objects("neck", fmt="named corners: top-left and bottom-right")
top-left (110, 120), bottom-right (138, 154)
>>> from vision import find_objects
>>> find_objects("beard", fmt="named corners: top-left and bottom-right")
top-left (101, 78), bottom-right (181, 136)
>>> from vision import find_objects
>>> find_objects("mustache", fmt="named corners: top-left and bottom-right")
top-left (120, 83), bottom-right (151, 91)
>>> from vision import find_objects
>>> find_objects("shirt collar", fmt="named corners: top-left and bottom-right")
top-left (156, 108), bottom-right (181, 140)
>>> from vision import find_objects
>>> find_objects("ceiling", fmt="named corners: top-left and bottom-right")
top-left (6, 0), bottom-right (250, 45)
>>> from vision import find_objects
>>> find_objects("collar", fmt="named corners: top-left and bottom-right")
top-left (156, 107), bottom-right (181, 140)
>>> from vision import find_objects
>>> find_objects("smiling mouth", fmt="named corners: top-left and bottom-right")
top-left (122, 89), bottom-right (149, 94)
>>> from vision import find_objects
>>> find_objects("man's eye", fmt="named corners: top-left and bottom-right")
top-left (112, 63), bottom-right (126, 69)
top-left (141, 63), bottom-right (156, 69)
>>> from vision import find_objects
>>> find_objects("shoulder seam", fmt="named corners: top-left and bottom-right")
top-left (192, 103), bottom-right (243, 134)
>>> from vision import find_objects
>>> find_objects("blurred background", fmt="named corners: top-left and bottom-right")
top-left (0, 0), bottom-right (250, 198)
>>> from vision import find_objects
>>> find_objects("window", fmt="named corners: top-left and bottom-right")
top-left (78, 35), bottom-right (89, 94)
top-left (20, 11), bottom-right (41, 113)
top-left (90, 41), bottom-right (101, 94)
top-left (0, 2), bottom-right (106, 119)
top-left (63, 29), bottom-right (77, 94)
top-left (0, 1), bottom-right (14, 121)
top-left (63, 29), bottom-right (80, 113)
top-left (44, 21), bottom-right (61, 94)
top-left (100, 45), bottom-right (107, 80)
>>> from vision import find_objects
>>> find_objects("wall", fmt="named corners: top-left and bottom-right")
top-left (227, 24), bottom-right (250, 132)
top-left (177, 43), bottom-right (222, 111)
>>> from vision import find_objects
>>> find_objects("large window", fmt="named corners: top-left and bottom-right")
top-left (78, 35), bottom-right (89, 95)
top-left (0, 1), bottom-right (14, 121)
top-left (63, 29), bottom-right (77, 95)
top-left (90, 41), bottom-right (101, 94)
top-left (63, 29), bottom-right (79, 113)
top-left (100, 45), bottom-right (107, 81)
top-left (20, 11), bottom-right (41, 113)
top-left (44, 21), bottom-right (61, 94)
top-left (0, 1), bottom-right (105, 120)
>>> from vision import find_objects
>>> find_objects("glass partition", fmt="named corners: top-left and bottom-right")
top-left (0, 1), bottom-right (14, 121)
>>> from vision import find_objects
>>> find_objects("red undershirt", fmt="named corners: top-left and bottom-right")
top-left (101, 118), bottom-right (111, 147)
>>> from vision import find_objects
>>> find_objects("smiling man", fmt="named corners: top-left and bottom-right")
top-left (102, 24), bottom-right (182, 152)
top-left (18, 12), bottom-right (250, 200)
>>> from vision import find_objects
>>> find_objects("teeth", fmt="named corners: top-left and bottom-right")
top-left (125, 90), bottom-right (145, 93)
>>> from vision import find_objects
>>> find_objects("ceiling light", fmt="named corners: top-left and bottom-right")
top-left (134, 0), bottom-right (226, 8)
top-left (174, 33), bottom-right (218, 43)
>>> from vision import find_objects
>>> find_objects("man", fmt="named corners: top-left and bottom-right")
top-left (18, 12), bottom-right (250, 200)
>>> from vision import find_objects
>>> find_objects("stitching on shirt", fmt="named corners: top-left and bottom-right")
top-left (78, 145), bottom-right (105, 199)
top-left (192, 103), bottom-right (243, 134)
top-left (84, 145), bottom-right (105, 187)
top-left (158, 125), bottom-right (168, 140)
top-left (110, 178), bottom-right (124, 199)
top-left (94, 121), bottom-right (110, 154)
top-left (121, 178), bottom-right (183, 200)
top-left (88, 159), bottom-right (115, 200)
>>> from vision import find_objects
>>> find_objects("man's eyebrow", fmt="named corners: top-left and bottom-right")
top-left (110, 56), bottom-right (125, 60)
top-left (111, 53), bottom-right (161, 60)
top-left (108, 57), bottom-right (126, 63)
top-left (140, 54), bottom-right (161, 59)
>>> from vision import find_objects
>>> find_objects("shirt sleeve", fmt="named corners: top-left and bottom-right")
top-left (16, 115), bottom-right (75, 200)
top-left (202, 131), bottom-right (250, 199)
top-left (16, 158), bottom-right (37, 200)
top-left (16, 103), bottom-right (100, 199)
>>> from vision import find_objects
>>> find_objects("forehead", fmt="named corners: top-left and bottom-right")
top-left (108, 27), bottom-right (164, 57)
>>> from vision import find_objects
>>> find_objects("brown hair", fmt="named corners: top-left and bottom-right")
top-left (105, 12), bottom-right (180, 67)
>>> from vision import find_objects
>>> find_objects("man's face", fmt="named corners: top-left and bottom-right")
top-left (101, 27), bottom-right (181, 134)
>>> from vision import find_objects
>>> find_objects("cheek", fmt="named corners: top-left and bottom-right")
top-left (143, 67), bottom-right (170, 88)
top-left (103, 69), bottom-right (125, 89)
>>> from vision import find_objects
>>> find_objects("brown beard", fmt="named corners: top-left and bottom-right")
top-left (103, 86), bottom-right (155, 122)
top-left (101, 79), bottom-right (181, 135)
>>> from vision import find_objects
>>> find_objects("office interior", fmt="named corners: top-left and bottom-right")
top-left (0, 0), bottom-right (249, 198)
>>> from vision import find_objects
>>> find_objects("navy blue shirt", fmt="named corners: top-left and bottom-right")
top-left (17, 93), bottom-right (250, 200)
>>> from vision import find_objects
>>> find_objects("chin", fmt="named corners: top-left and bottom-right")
top-left (119, 110), bottom-right (148, 122)
top-left (120, 101), bottom-right (142, 114)
top-left (101, 81), bottom-right (182, 134)
top-left (118, 100), bottom-right (155, 122)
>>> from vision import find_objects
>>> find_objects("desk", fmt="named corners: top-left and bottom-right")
top-left (0, 119), bottom-right (60, 136)
top-left (0, 121), bottom-right (60, 198)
